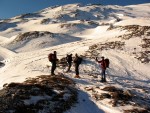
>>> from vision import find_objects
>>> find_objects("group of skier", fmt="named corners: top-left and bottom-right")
top-left (48, 51), bottom-right (109, 82)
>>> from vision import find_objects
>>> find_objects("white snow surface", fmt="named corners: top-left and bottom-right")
top-left (0, 3), bottom-right (150, 113)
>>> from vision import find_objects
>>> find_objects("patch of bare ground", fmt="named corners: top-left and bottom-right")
top-left (134, 50), bottom-right (150, 63)
top-left (110, 25), bottom-right (150, 63)
top-left (60, 23), bottom-right (79, 28)
top-left (108, 25), bottom-right (150, 63)
top-left (87, 86), bottom-right (150, 112)
top-left (85, 41), bottom-right (125, 58)
top-left (0, 75), bottom-right (77, 113)
top-left (124, 108), bottom-right (150, 113)
top-left (135, 38), bottom-right (150, 63)
top-left (109, 25), bottom-right (150, 40)
top-left (60, 20), bottom-right (98, 29)
top-left (16, 13), bottom-right (43, 19)
top-left (40, 18), bottom-right (51, 24)
top-left (12, 31), bottom-right (54, 43)
top-left (86, 25), bottom-right (150, 63)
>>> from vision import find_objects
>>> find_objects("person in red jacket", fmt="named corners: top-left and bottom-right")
top-left (96, 56), bottom-right (107, 82)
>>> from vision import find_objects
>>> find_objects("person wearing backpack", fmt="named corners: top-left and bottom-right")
top-left (74, 54), bottom-right (82, 78)
top-left (48, 51), bottom-right (58, 75)
top-left (96, 56), bottom-right (108, 82)
top-left (66, 54), bottom-right (72, 72)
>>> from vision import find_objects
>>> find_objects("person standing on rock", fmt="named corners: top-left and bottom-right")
top-left (48, 51), bottom-right (58, 75)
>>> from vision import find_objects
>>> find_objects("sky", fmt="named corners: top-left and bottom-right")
top-left (0, 0), bottom-right (150, 19)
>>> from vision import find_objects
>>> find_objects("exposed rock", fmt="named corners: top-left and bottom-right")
top-left (87, 21), bottom-right (99, 26)
top-left (58, 57), bottom-right (68, 67)
top-left (124, 108), bottom-right (149, 113)
top-left (85, 25), bottom-right (150, 63)
top-left (135, 51), bottom-right (150, 63)
top-left (115, 25), bottom-right (150, 40)
top-left (95, 86), bottom-right (150, 111)
top-left (86, 41), bottom-right (125, 59)
top-left (140, 38), bottom-right (150, 49)
top-left (102, 86), bottom-right (120, 92)
top-left (12, 31), bottom-right (54, 43)
top-left (41, 18), bottom-right (51, 24)
top-left (0, 75), bottom-right (77, 113)
top-left (92, 93), bottom-right (111, 100)
top-left (16, 13), bottom-right (43, 19)
top-left (60, 23), bottom-right (78, 28)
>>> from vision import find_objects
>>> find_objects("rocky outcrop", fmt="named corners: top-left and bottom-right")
top-left (40, 18), bottom-right (51, 24)
top-left (112, 25), bottom-right (150, 40)
top-left (12, 31), bottom-right (54, 43)
top-left (16, 13), bottom-right (43, 19)
top-left (85, 85), bottom-right (150, 112)
top-left (0, 75), bottom-right (77, 113)
top-left (85, 41), bottom-right (125, 58)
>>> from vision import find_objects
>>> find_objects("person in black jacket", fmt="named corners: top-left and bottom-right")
top-left (49, 51), bottom-right (58, 75)
top-left (74, 54), bottom-right (82, 78)
top-left (66, 54), bottom-right (72, 72)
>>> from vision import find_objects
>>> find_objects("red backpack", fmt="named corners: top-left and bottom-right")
top-left (105, 58), bottom-right (110, 68)
top-left (48, 53), bottom-right (54, 62)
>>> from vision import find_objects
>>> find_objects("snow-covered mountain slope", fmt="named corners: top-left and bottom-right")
top-left (0, 46), bottom-right (16, 60)
top-left (0, 3), bottom-right (150, 113)
top-left (2, 31), bottom-right (81, 52)
top-left (0, 3), bottom-right (150, 38)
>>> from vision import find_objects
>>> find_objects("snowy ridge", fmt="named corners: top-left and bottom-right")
top-left (0, 46), bottom-right (16, 60)
top-left (0, 3), bottom-right (150, 113)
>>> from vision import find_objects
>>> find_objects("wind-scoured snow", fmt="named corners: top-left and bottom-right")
top-left (0, 3), bottom-right (150, 113)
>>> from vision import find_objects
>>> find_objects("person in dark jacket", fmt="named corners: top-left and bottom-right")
top-left (74, 54), bottom-right (82, 78)
top-left (50, 51), bottom-right (58, 75)
top-left (96, 56), bottom-right (107, 82)
top-left (66, 54), bottom-right (72, 72)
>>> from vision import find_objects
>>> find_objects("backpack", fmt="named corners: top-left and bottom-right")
top-left (78, 57), bottom-right (83, 64)
top-left (48, 53), bottom-right (54, 62)
top-left (66, 54), bottom-right (72, 62)
top-left (105, 58), bottom-right (110, 68)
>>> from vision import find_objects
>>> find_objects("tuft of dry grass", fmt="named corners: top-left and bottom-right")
top-left (0, 75), bottom-right (77, 113)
